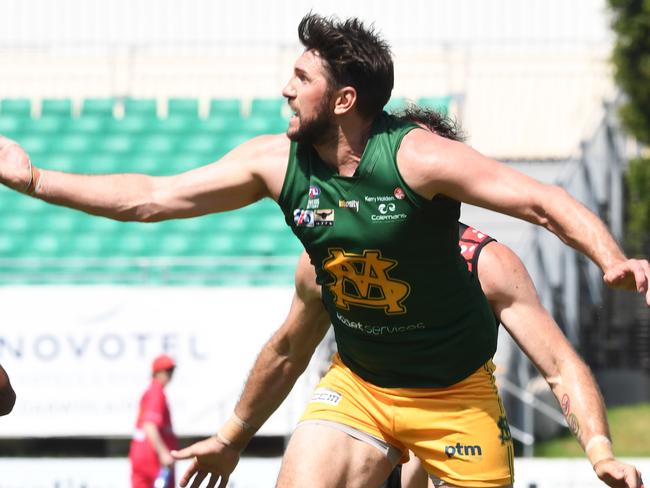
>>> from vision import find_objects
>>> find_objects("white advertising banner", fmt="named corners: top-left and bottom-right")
top-left (0, 457), bottom-right (281, 488)
top-left (0, 286), bottom-right (332, 437)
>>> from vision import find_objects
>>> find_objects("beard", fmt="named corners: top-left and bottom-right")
top-left (287, 97), bottom-right (337, 146)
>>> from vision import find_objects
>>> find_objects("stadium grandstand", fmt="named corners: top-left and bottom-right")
top-left (0, 0), bottom-right (648, 486)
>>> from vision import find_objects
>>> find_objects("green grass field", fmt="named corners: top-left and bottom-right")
top-left (535, 403), bottom-right (650, 457)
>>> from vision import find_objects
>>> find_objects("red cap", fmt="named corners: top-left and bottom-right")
top-left (152, 354), bottom-right (176, 373)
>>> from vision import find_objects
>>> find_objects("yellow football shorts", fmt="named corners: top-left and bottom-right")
top-left (299, 354), bottom-right (514, 487)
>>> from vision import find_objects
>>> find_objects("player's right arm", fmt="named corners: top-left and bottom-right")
top-left (0, 363), bottom-right (16, 416)
top-left (478, 242), bottom-right (643, 488)
top-left (0, 134), bottom-right (290, 221)
top-left (171, 252), bottom-right (330, 487)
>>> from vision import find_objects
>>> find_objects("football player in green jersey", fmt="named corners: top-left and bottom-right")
top-left (0, 13), bottom-right (648, 488)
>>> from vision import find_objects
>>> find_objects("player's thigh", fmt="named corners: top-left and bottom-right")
top-left (400, 455), bottom-right (429, 488)
top-left (276, 422), bottom-right (395, 488)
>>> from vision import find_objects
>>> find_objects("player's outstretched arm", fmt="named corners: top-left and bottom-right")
top-left (0, 363), bottom-right (16, 416)
top-left (0, 134), bottom-right (289, 222)
top-left (397, 130), bottom-right (650, 306)
top-left (478, 242), bottom-right (644, 488)
top-left (171, 252), bottom-right (331, 487)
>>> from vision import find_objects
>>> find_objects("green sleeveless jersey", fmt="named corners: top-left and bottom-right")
top-left (278, 112), bottom-right (497, 388)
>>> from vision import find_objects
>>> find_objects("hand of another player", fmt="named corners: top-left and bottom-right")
top-left (159, 449), bottom-right (175, 467)
top-left (0, 136), bottom-right (32, 192)
top-left (171, 436), bottom-right (241, 488)
top-left (595, 458), bottom-right (644, 488)
top-left (603, 258), bottom-right (650, 306)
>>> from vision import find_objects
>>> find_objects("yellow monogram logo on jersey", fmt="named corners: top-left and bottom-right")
top-left (322, 248), bottom-right (411, 314)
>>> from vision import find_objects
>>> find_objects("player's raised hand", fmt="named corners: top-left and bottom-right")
top-left (604, 258), bottom-right (650, 307)
top-left (171, 435), bottom-right (241, 488)
top-left (0, 136), bottom-right (33, 193)
top-left (594, 458), bottom-right (644, 488)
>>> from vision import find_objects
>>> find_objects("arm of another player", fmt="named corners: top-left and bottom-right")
top-left (142, 421), bottom-right (174, 467)
top-left (397, 130), bottom-right (650, 306)
top-left (0, 134), bottom-right (289, 221)
top-left (0, 363), bottom-right (16, 416)
top-left (171, 252), bottom-right (331, 488)
top-left (478, 242), bottom-right (644, 488)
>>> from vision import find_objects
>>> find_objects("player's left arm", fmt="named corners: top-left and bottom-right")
top-left (397, 129), bottom-right (650, 306)
top-left (478, 242), bottom-right (644, 488)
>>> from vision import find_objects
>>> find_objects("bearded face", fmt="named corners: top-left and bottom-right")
top-left (287, 89), bottom-right (337, 146)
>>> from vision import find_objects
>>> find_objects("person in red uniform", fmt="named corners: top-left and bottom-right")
top-left (129, 354), bottom-right (179, 488)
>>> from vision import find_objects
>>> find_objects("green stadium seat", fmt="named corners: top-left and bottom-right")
top-left (157, 233), bottom-right (193, 256)
top-left (165, 153), bottom-right (211, 173)
top-left (192, 234), bottom-right (238, 255)
top-left (98, 134), bottom-right (135, 154)
top-left (124, 98), bottom-right (158, 117)
top-left (15, 134), bottom-right (51, 153)
top-left (177, 134), bottom-right (220, 154)
top-left (157, 114), bottom-right (202, 133)
top-left (28, 234), bottom-right (64, 257)
top-left (71, 115), bottom-right (111, 133)
top-left (68, 233), bottom-right (106, 257)
top-left (245, 115), bottom-right (287, 134)
top-left (80, 153), bottom-right (121, 173)
top-left (113, 232), bottom-right (155, 255)
top-left (0, 115), bottom-right (24, 135)
top-left (38, 153), bottom-right (78, 172)
top-left (57, 134), bottom-right (95, 153)
top-left (168, 98), bottom-right (199, 116)
top-left (41, 98), bottom-right (73, 116)
top-left (0, 98), bottom-right (31, 117)
top-left (209, 98), bottom-right (242, 118)
top-left (108, 115), bottom-right (150, 134)
top-left (417, 96), bottom-right (451, 115)
top-left (26, 115), bottom-right (68, 134)
top-left (138, 134), bottom-right (176, 154)
top-left (250, 97), bottom-right (286, 117)
top-left (79, 216), bottom-right (122, 234)
top-left (81, 98), bottom-right (116, 116)
top-left (123, 153), bottom-right (168, 175)
top-left (0, 214), bottom-right (29, 233)
top-left (385, 97), bottom-right (412, 113)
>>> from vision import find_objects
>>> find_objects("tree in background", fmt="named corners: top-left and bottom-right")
top-left (608, 0), bottom-right (650, 255)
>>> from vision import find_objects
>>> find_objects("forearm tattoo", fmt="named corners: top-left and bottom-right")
top-left (561, 393), bottom-right (581, 441)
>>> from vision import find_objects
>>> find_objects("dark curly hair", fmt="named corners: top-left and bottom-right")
top-left (392, 106), bottom-right (465, 142)
top-left (298, 13), bottom-right (394, 119)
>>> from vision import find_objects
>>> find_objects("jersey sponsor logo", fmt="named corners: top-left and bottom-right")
top-left (497, 416), bottom-right (512, 445)
top-left (310, 388), bottom-right (342, 406)
top-left (371, 202), bottom-right (407, 223)
top-left (444, 443), bottom-right (483, 458)
top-left (293, 209), bottom-right (333, 227)
top-left (293, 209), bottom-right (314, 227)
top-left (364, 194), bottom-right (395, 203)
top-left (338, 199), bottom-right (360, 212)
top-left (307, 198), bottom-right (320, 209)
top-left (314, 209), bottom-right (334, 226)
top-left (394, 187), bottom-right (405, 200)
top-left (308, 185), bottom-right (320, 198)
top-left (323, 248), bottom-right (411, 314)
top-left (335, 311), bottom-right (425, 335)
